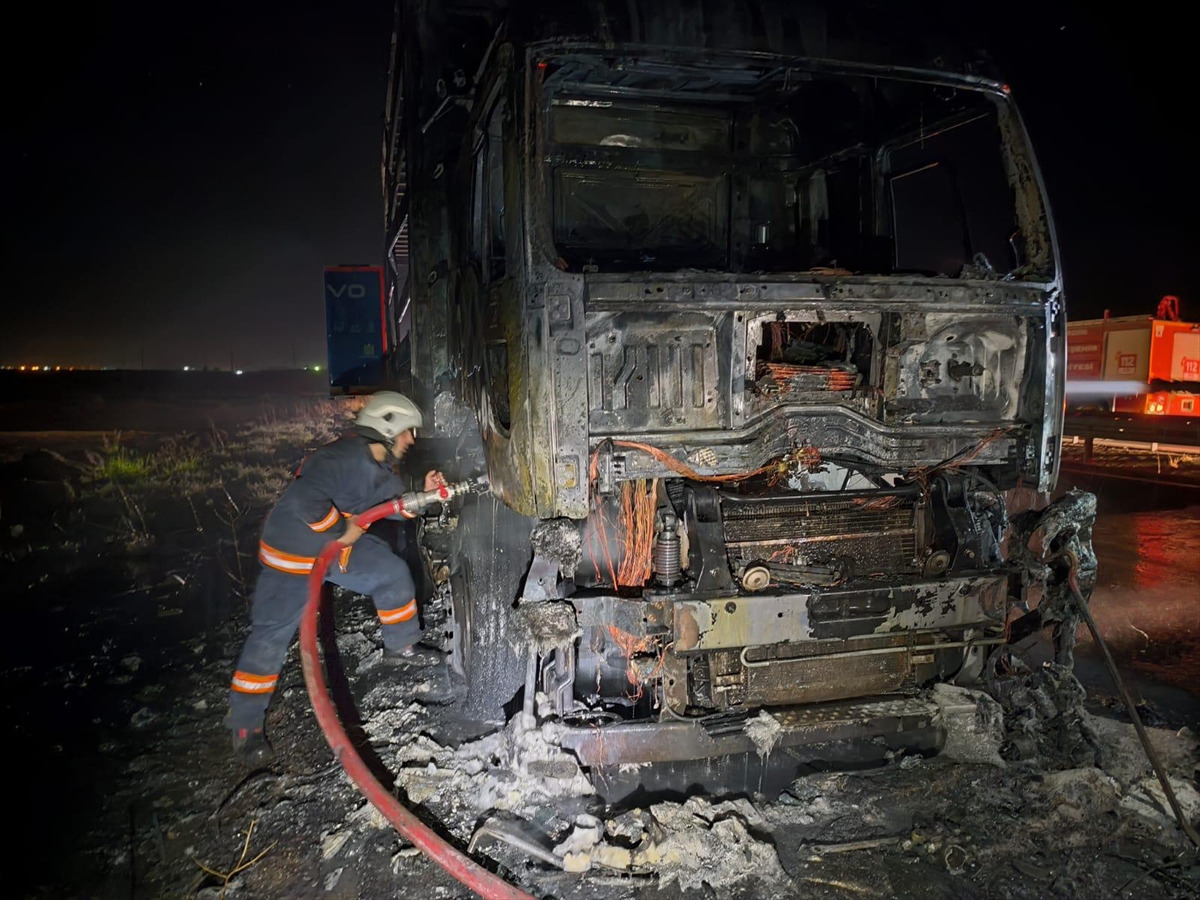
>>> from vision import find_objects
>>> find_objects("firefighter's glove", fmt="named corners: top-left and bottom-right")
top-left (338, 521), bottom-right (367, 547)
top-left (424, 470), bottom-right (449, 499)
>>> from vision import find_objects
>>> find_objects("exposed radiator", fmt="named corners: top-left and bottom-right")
top-left (720, 489), bottom-right (922, 581)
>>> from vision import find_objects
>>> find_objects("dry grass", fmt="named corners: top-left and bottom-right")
top-left (193, 819), bottom-right (276, 900)
top-left (89, 432), bottom-right (202, 484)
top-left (89, 398), bottom-right (350, 491)
top-left (240, 398), bottom-right (355, 456)
top-left (80, 401), bottom-right (357, 595)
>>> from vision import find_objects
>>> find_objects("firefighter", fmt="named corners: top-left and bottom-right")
top-left (228, 391), bottom-right (445, 762)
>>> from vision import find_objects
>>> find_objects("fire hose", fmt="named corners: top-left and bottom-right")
top-left (298, 478), bottom-right (536, 900)
top-left (1064, 551), bottom-right (1200, 849)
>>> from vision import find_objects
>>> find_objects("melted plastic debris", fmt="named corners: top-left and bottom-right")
top-left (1120, 776), bottom-right (1200, 829)
top-left (528, 518), bottom-right (584, 572)
top-left (395, 712), bottom-right (593, 816)
top-left (511, 601), bottom-right (582, 654)
top-left (932, 683), bottom-right (1005, 766)
top-left (552, 813), bottom-right (604, 858)
top-left (745, 709), bottom-right (784, 760)
top-left (1036, 767), bottom-right (1122, 822)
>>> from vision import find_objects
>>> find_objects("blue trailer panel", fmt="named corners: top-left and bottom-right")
top-left (324, 266), bottom-right (386, 391)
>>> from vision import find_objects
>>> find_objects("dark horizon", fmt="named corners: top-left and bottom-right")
top-left (4, 3), bottom-right (392, 371)
top-left (3, 2), bottom-right (1191, 369)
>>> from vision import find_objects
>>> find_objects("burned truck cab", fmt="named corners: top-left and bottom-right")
top-left (392, 7), bottom-right (1065, 780)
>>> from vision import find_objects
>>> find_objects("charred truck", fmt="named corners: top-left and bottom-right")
top-left (383, 1), bottom-right (1068, 788)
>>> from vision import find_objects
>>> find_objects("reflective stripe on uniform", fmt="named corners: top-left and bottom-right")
top-left (378, 599), bottom-right (418, 625)
top-left (230, 670), bottom-right (279, 694)
top-left (338, 545), bottom-right (353, 574)
top-left (341, 510), bottom-right (374, 530)
top-left (308, 506), bottom-right (340, 532)
top-left (258, 541), bottom-right (316, 574)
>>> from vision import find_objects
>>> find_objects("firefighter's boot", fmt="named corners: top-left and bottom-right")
top-left (231, 727), bottom-right (275, 765)
top-left (386, 643), bottom-right (443, 666)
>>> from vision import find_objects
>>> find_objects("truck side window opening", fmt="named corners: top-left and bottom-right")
top-left (485, 97), bottom-right (507, 281)
top-left (469, 150), bottom-right (485, 265)
top-left (469, 95), bottom-right (508, 282)
top-left (475, 93), bottom-right (510, 431)
top-left (890, 163), bottom-right (968, 275)
top-left (888, 115), bottom-right (1017, 276)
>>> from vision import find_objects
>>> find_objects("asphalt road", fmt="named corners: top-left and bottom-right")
top-left (1057, 469), bottom-right (1200, 727)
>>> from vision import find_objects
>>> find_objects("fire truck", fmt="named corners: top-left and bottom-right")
top-left (1066, 297), bottom-right (1200, 416)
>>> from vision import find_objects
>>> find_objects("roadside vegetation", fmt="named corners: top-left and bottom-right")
top-left (89, 432), bottom-right (202, 482)
top-left (0, 394), bottom-right (365, 897)
top-left (35, 399), bottom-right (363, 596)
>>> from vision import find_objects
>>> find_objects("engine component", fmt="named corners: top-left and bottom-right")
top-left (654, 512), bottom-right (682, 586)
top-left (686, 487), bottom-right (736, 592)
top-left (929, 474), bottom-right (998, 572)
top-left (765, 561), bottom-right (845, 587)
top-left (924, 549), bottom-right (952, 577)
top-left (722, 487), bottom-right (923, 582)
top-left (741, 565), bottom-right (771, 591)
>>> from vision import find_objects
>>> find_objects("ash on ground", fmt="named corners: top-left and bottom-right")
top-left (4, 409), bottom-right (1198, 899)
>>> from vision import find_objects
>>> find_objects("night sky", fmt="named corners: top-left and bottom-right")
top-left (3, 2), bottom-right (1191, 369)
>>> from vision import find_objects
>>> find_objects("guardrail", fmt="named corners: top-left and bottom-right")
top-left (1063, 413), bottom-right (1200, 446)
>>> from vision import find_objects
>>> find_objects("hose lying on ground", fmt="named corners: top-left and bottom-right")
top-left (1065, 551), bottom-right (1200, 850)
top-left (299, 498), bottom-right (535, 900)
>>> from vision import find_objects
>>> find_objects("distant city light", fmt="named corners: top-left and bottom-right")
top-left (19, 365), bottom-right (26, 371)
top-left (183, 365), bottom-right (190, 371)
top-left (235, 369), bottom-right (244, 375)
top-left (313, 365), bottom-right (322, 372)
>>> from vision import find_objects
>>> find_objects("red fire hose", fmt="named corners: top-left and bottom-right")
top-left (299, 498), bottom-right (535, 900)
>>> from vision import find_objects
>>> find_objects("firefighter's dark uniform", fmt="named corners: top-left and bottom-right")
top-left (228, 435), bottom-right (420, 732)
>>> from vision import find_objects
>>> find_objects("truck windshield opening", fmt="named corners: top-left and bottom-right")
top-left (540, 56), bottom-right (1039, 280)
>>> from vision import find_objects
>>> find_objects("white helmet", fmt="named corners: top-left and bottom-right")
top-left (354, 391), bottom-right (424, 443)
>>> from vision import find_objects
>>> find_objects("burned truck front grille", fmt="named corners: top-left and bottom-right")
top-left (721, 489), bottom-right (922, 582)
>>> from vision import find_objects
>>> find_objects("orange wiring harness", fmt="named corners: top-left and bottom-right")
top-left (908, 427), bottom-right (1014, 483)
top-left (757, 362), bottom-right (858, 392)
top-left (585, 441), bottom-right (821, 587)
top-left (610, 440), bottom-right (789, 483)
top-left (616, 479), bottom-right (658, 587)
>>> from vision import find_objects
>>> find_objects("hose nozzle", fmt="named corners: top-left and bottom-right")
top-left (400, 474), bottom-right (491, 515)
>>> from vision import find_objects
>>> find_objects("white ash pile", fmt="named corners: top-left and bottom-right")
top-left (554, 797), bottom-right (787, 892)
top-left (395, 711), bottom-right (593, 817)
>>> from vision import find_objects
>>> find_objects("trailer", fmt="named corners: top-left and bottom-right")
top-left (323, 265), bottom-right (388, 392)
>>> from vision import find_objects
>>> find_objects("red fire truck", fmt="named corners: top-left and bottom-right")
top-left (1066, 297), bottom-right (1200, 416)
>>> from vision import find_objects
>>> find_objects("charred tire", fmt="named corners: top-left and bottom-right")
top-left (449, 495), bottom-right (534, 721)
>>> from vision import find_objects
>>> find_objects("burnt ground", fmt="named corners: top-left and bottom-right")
top-left (1, 384), bottom-right (1197, 899)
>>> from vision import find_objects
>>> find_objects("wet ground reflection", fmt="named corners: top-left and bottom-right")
top-left (1057, 472), bottom-right (1200, 725)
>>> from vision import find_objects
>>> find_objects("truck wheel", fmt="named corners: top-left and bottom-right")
top-left (449, 495), bottom-right (534, 721)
